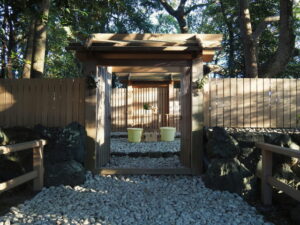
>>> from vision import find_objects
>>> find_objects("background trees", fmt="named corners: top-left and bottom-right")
top-left (0, 0), bottom-right (299, 79)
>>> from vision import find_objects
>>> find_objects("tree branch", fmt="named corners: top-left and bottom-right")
top-left (184, 3), bottom-right (211, 15)
top-left (252, 16), bottom-right (280, 41)
top-left (157, 0), bottom-right (176, 16)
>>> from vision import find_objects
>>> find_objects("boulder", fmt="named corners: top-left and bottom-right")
top-left (206, 127), bottom-right (239, 159)
top-left (273, 163), bottom-right (300, 190)
top-left (203, 158), bottom-right (256, 198)
top-left (290, 204), bottom-right (300, 224)
top-left (60, 122), bottom-right (86, 164)
top-left (238, 147), bottom-right (261, 174)
top-left (34, 123), bottom-right (86, 164)
top-left (2, 127), bottom-right (41, 144)
top-left (0, 128), bottom-right (9, 145)
top-left (45, 160), bottom-right (86, 187)
top-left (0, 157), bottom-right (24, 182)
top-left (231, 132), bottom-right (265, 148)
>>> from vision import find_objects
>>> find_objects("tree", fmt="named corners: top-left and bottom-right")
top-left (156, 0), bottom-right (211, 33)
top-left (239, 0), bottom-right (295, 78)
top-left (31, 0), bottom-right (51, 78)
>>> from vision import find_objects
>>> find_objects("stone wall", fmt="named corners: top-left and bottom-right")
top-left (203, 127), bottom-right (300, 199)
top-left (0, 122), bottom-right (87, 187)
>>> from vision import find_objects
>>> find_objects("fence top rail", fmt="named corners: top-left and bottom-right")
top-left (256, 142), bottom-right (300, 158)
top-left (0, 139), bottom-right (47, 155)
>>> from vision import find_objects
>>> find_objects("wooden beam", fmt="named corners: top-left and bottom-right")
top-left (191, 58), bottom-right (204, 174)
top-left (268, 177), bottom-right (300, 202)
top-left (0, 140), bottom-right (46, 155)
top-left (96, 168), bottom-right (194, 175)
top-left (111, 66), bottom-right (184, 73)
top-left (256, 143), bottom-right (300, 158)
top-left (75, 52), bottom-right (194, 60)
top-left (94, 59), bottom-right (191, 67)
top-left (0, 171), bottom-right (37, 194)
top-left (33, 145), bottom-right (44, 191)
top-left (87, 46), bottom-right (201, 52)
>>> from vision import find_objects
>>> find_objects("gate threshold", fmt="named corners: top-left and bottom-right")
top-left (95, 168), bottom-right (194, 175)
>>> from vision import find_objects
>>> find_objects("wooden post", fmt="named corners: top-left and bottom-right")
top-left (191, 58), bottom-right (204, 174)
top-left (180, 66), bottom-right (192, 168)
top-left (261, 149), bottom-right (273, 205)
top-left (33, 140), bottom-right (45, 191)
top-left (83, 61), bottom-right (97, 170)
top-left (127, 83), bottom-right (133, 127)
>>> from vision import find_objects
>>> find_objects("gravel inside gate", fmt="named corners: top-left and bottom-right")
top-left (0, 173), bottom-right (273, 225)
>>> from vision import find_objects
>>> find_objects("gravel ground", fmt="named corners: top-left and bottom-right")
top-left (107, 155), bottom-right (183, 168)
top-left (223, 127), bottom-right (300, 134)
top-left (0, 173), bottom-right (273, 225)
top-left (110, 138), bottom-right (180, 154)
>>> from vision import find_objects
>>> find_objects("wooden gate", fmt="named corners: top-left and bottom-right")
top-left (131, 86), bottom-right (169, 129)
top-left (96, 67), bottom-right (112, 167)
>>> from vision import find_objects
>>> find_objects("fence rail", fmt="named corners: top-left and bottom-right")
top-left (256, 142), bottom-right (300, 205)
top-left (111, 87), bottom-right (181, 132)
top-left (0, 139), bottom-right (46, 193)
top-left (0, 78), bottom-right (85, 128)
top-left (204, 78), bottom-right (300, 128)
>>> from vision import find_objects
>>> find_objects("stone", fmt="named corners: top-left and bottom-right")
top-left (202, 158), bottom-right (255, 198)
top-left (238, 147), bottom-right (261, 174)
top-left (206, 127), bottom-right (239, 159)
top-left (0, 128), bottom-right (9, 145)
top-left (291, 163), bottom-right (300, 177)
top-left (61, 122), bottom-right (86, 164)
top-left (274, 163), bottom-right (300, 190)
top-left (231, 132), bottom-right (265, 148)
top-left (45, 160), bottom-right (86, 187)
top-left (290, 204), bottom-right (300, 224)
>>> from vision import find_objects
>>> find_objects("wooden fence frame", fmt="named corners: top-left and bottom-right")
top-left (0, 139), bottom-right (46, 194)
top-left (256, 142), bottom-right (300, 205)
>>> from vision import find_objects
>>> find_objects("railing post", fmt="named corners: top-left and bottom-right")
top-left (33, 141), bottom-right (44, 191)
top-left (261, 149), bottom-right (273, 205)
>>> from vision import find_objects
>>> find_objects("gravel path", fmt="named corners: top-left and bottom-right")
top-left (110, 138), bottom-right (180, 154)
top-left (0, 173), bottom-right (272, 225)
top-left (107, 156), bottom-right (183, 168)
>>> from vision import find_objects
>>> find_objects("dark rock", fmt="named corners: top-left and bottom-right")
top-left (2, 127), bottom-right (41, 144)
top-left (34, 123), bottom-right (86, 164)
top-left (61, 122), bottom-right (86, 164)
top-left (45, 160), bottom-right (86, 187)
top-left (203, 158), bottom-right (256, 198)
top-left (0, 157), bottom-right (24, 182)
top-left (206, 127), bottom-right (239, 159)
top-left (291, 163), bottom-right (300, 177)
top-left (238, 147), bottom-right (261, 174)
top-left (290, 204), bottom-right (300, 224)
top-left (0, 128), bottom-right (9, 145)
top-left (231, 132), bottom-right (265, 148)
top-left (274, 163), bottom-right (300, 190)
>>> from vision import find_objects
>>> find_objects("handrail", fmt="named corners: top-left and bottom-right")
top-left (0, 139), bottom-right (46, 194)
top-left (256, 142), bottom-right (300, 205)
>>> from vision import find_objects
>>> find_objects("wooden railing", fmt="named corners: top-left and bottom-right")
top-left (256, 143), bottom-right (300, 205)
top-left (0, 140), bottom-right (46, 194)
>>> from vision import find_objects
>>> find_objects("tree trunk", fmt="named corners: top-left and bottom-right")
top-left (220, 0), bottom-right (235, 77)
top-left (22, 19), bottom-right (36, 78)
top-left (239, 0), bottom-right (258, 78)
top-left (31, 0), bottom-right (50, 78)
top-left (5, 2), bottom-right (15, 79)
top-left (259, 0), bottom-right (295, 77)
top-left (0, 3), bottom-right (7, 79)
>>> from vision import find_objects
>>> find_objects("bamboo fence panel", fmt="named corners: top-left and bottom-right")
top-left (0, 78), bottom-right (85, 128)
top-left (111, 87), bottom-right (181, 132)
top-left (204, 78), bottom-right (300, 128)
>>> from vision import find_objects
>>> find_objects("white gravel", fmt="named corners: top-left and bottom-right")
top-left (0, 173), bottom-right (272, 225)
top-left (107, 156), bottom-right (183, 168)
top-left (110, 138), bottom-right (180, 154)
